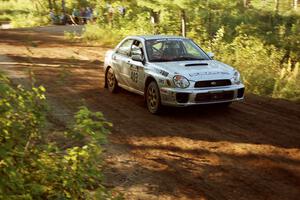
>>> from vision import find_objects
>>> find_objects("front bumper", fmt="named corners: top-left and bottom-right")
top-left (160, 84), bottom-right (245, 106)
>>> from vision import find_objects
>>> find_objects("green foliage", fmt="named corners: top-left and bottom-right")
top-left (0, 74), bottom-right (120, 199)
top-left (208, 30), bottom-right (282, 96)
top-left (82, 22), bottom-right (152, 46)
top-left (204, 27), bottom-right (299, 98)
top-left (81, 24), bottom-right (123, 47)
top-left (0, 0), bottom-right (49, 28)
top-left (273, 63), bottom-right (300, 100)
top-left (64, 31), bottom-right (80, 42)
top-left (10, 13), bottom-right (49, 28)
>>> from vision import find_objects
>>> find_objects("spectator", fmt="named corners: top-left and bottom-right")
top-left (80, 8), bottom-right (87, 24)
top-left (60, 13), bottom-right (67, 25)
top-left (49, 9), bottom-right (56, 24)
top-left (118, 6), bottom-right (126, 17)
top-left (108, 5), bottom-right (114, 25)
top-left (85, 7), bottom-right (93, 22)
top-left (72, 8), bottom-right (80, 24)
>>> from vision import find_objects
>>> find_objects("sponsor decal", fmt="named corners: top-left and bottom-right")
top-left (189, 71), bottom-right (230, 77)
top-left (211, 81), bottom-right (217, 86)
top-left (160, 70), bottom-right (169, 77)
top-left (155, 69), bottom-right (169, 77)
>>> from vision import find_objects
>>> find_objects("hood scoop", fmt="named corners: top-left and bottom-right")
top-left (185, 63), bottom-right (208, 67)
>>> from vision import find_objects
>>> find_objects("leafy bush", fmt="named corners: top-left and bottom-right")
top-left (82, 19), bottom-right (153, 46)
top-left (0, 74), bottom-right (120, 199)
top-left (81, 24), bottom-right (124, 47)
top-left (273, 62), bottom-right (300, 101)
top-left (10, 13), bottom-right (49, 28)
top-left (64, 31), bottom-right (82, 43)
top-left (0, 0), bottom-right (50, 28)
top-left (206, 27), bottom-right (299, 99)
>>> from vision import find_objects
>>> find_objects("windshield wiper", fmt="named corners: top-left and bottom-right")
top-left (150, 59), bottom-right (171, 62)
top-left (175, 56), bottom-right (207, 61)
top-left (150, 57), bottom-right (207, 62)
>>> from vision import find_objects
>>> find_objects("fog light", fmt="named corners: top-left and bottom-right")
top-left (237, 88), bottom-right (245, 98)
top-left (166, 80), bottom-right (171, 86)
top-left (176, 93), bottom-right (189, 103)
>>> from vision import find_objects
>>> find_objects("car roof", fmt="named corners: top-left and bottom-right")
top-left (128, 35), bottom-right (187, 41)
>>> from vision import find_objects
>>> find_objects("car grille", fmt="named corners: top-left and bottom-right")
top-left (195, 91), bottom-right (234, 102)
top-left (194, 79), bottom-right (231, 88)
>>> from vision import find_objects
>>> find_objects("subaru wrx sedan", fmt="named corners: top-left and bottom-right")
top-left (104, 36), bottom-right (245, 114)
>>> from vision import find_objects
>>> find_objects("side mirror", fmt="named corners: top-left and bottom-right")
top-left (207, 52), bottom-right (214, 59)
top-left (131, 54), bottom-right (143, 62)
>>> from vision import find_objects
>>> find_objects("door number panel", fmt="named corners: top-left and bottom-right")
top-left (130, 65), bottom-right (138, 83)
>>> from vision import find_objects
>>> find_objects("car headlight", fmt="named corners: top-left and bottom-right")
top-left (173, 75), bottom-right (190, 88)
top-left (233, 70), bottom-right (241, 84)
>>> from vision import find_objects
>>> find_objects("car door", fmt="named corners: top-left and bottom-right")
top-left (112, 39), bottom-right (134, 86)
top-left (127, 40), bottom-right (145, 92)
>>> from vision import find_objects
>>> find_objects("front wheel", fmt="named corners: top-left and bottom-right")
top-left (106, 68), bottom-right (118, 93)
top-left (146, 81), bottom-right (162, 114)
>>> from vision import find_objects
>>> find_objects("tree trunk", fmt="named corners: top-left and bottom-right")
top-left (275, 0), bottom-right (279, 13)
top-left (150, 10), bottom-right (159, 24)
top-left (243, 0), bottom-right (251, 8)
top-left (61, 0), bottom-right (66, 14)
top-left (293, 0), bottom-right (298, 9)
top-left (48, 0), bottom-right (53, 10)
top-left (181, 10), bottom-right (186, 37)
top-left (52, 0), bottom-right (58, 12)
top-left (206, 0), bottom-right (212, 40)
top-left (150, 10), bottom-right (160, 34)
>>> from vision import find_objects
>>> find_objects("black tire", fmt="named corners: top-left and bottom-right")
top-left (146, 81), bottom-right (162, 114)
top-left (106, 68), bottom-right (118, 93)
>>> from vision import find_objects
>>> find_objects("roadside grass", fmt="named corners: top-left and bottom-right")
top-left (81, 23), bottom-right (152, 47)
top-left (81, 25), bottom-right (124, 47)
top-left (64, 31), bottom-right (81, 42)
top-left (10, 13), bottom-right (49, 28)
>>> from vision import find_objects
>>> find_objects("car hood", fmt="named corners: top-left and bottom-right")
top-left (152, 60), bottom-right (235, 81)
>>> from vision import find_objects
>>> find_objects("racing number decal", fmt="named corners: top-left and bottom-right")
top-left (130, 66), bottom-right (138, 83)
top-left (130, 71), bottom-right (138, 83)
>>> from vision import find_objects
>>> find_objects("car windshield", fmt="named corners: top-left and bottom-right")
top-left (145, 38), bottom-right (210, 62)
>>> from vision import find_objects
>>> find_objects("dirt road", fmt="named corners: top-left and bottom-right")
top-left (0, 26), bottom-right (300, 200)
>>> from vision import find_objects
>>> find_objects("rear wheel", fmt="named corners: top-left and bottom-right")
top-left (146, 81), bottom-right (162, 114)
top-left (106, 68), bottom-right (118, 93)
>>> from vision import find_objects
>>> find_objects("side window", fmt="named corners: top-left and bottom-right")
top-left (153, 42), bottom-right (163, 50)
top-left (183, 40), bottom-right (201, 57)
top-left (131, 40), bottom-right (143, 56)
top-left (116, 39), bottom-right (133, 56)
top-left (145, 40), bottom-right (164, 61)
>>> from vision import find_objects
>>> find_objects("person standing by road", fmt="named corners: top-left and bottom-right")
top-left (49, 9), bottom-right (56, 24)
top-left (72, 8), bottom-right (80, 24)
top-left (85, 7), bottom-right (93, 22)
top-left (80, 8), bottom-right (87, 24)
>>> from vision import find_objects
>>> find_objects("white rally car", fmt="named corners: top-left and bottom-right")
top-left (104, 35), bottom-right (245, 114)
